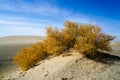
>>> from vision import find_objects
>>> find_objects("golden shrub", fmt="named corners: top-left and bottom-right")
top-left (44, 21), bottom-right (79, 54)
top-left (13, 21), bottom-right (115, 70)
top-left (74, 24), bottom-right (115, 56)
top-left (13, 42), bottom-right (48, 71)
top-left (44, 27), bottom-right (66, 55)
top-left (62, 21), bottom-right (79, 49)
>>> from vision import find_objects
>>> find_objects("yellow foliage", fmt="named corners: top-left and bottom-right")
top-left (44, 21), bottom-right (79, 54)
top-left (62, 21), bottom-right (79, 49)
top-left (13, 20), bottom-right (115, 71)
top-left (44, 27), bottom-right (66, 54)
top-left (74, 24), bottom-right (114, 56)
top-left (13, 42), bottom-right (48, 71)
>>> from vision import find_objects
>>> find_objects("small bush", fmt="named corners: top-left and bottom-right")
top-left (74, 24), bottom-right (115, 56)
top-left (13, 20), bottom-right (115, 71)
top-left (44, 21), bottom-right (79, 54)
top-left (13, 42), bottom-right (48, 71)
top-left (62, 21), bottom-right (79, 49)
top-left (44, 27), bottom-right (66, 55)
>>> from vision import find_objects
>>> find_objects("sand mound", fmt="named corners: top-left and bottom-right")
top-left (1, 52), bottom-right (120, 80)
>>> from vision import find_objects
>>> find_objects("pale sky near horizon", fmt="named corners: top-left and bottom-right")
top-left (0, 0), bottom-right (120, 40)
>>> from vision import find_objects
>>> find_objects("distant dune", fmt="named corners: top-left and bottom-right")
top-left (0, 36), bottom-right (44, 44)
top-left (0, 36), bottom-right (44, 60)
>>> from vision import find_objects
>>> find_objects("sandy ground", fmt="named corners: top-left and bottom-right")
top-left (0, 51), bottom-right (120, 80)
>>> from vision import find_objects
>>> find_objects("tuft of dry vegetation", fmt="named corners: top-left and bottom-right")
top-left (13, 42), bottom-right (48, 71)
top-left (74, 24), bottom-right (115, 56)
top-left (13, 21), bottom-right (115, 71)
top-left (44, 27), bottom-right (66, 55)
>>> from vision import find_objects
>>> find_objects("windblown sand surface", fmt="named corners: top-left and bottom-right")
top-left (0, 37), bottom-right (120, 80)
top-left (1, 51), bottom-right (120, 80)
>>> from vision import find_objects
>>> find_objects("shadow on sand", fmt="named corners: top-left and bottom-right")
top-left (85, 51), bottom-right (120, 65)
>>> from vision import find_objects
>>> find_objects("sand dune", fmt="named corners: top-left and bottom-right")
top-left (1, 52), bottom-right (120, 80)
top-left (0, 36), bottom-right (120, 80)
top-left (0, 36), bottom-right (44, 44)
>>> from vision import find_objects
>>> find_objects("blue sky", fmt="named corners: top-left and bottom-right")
top-left (0, 0), bottom-right (120, 39)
